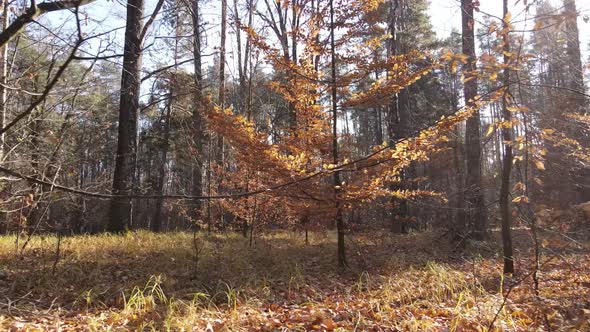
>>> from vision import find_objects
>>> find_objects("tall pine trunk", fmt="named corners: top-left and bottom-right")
top-left (563, 0), bottom-right (584, 100)
top-left (233, 0), bottom-right (244, 114)
top-left (387, 0), bottom-right (410, 233)
top-left (215, 0), bottom-right (227, 229)
top-left (108, 0), bottom-right (144, 232)
top-left (0, 0), bottom-right (8, 164)
top-left (500, 0), bottom-right (514, 274)
top-left (191, 0), bottom-right (204, 222)
top-left (461, 0), bottom-right (486, 239)
top-left (152, 98), bottom-right (172, 232)
top-left (563, 0), bottom-right (589, 202)
top-left (330, 0), bottom-right (346, 268)
top-left (217, 0), bottom-right (227, 164)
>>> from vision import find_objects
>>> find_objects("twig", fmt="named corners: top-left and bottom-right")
top-left (51, 227), bottom-right (62, 276)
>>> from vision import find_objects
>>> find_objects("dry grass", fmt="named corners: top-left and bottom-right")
top-left (0, 230), bottom-right (588, 331)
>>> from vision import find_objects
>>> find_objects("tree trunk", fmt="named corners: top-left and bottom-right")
top-left (233, 0), bottom-right (244, 114)
top-left (0, 0), bottom-right (8, 234)
top-left (374, 70), bottom-right (384, 146)
top-left (191, 0), bottom-right (204, 222)
top-left (289, 0), bottom-right (299, 130)
top-left (0, 0), bottom-right (8, 164)
top-left (563, 0), bottom-right (584, 100)
top-left (152, 100), bottom-right (172, 232)
top-left (500, 0), bottom-right (514, 275)
top-left (215, 0), bottom-right (227, 229)
top-left (563, 0), bottom-right (589, 202)
top-left (108, 0), bottom-right (144, 232)
top-left (217, 0), bottom-right (227, 165)
top-left (329, 0), bottom-right (346, 268)
top-left (244, 0), bottom-right (254, 118)
top-left (387, 0), bottom-right (409, 233)
top-left (461, 0), bottom-right (486, 239)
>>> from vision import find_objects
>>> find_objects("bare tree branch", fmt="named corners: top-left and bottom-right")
top-left (0, 32), bottom-right (83, 136)
top-left (0, 0), bottom-right (97, 48)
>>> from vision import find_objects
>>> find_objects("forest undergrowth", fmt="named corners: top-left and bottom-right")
top-left (0, 230), bottom-right (588, 331)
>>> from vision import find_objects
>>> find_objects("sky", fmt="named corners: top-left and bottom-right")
top-left (428, 0), bottom-right (590, 55)
top-left (37, 0), bottom-right (590, 77)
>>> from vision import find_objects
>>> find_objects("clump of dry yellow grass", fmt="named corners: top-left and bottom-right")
top-left (0, 230), bottom-right (588, 331)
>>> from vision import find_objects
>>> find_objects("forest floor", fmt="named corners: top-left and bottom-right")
top-left (0, 229), bottom-right (589, 331)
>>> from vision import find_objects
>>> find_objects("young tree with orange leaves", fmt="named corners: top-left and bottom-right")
top-left (201, 0), bottom-right (499, 265)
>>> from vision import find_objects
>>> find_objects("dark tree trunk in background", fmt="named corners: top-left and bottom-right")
top-left (191, 0), bottom-right (204, 222)
top-left (109, 0), bottom-right (144, 232)
top-left (217, 0), bottom-right (227, 166)
top-left (0, 0), bottom-right (8, 164)
top-left (214, 0), bottom-right (227, 229)
top-left (387, 0), bottom-right (410, 233)
top-left (461, 0), bottom-right (486, 239)
top-left (152, 101), bottom-right (172, 232)
top-left (562, 0), bottom-right (590, 205)
top-left (244, 0), bottom-right (254, 119)
top-left (386, 0), bottom-right (400, 145)
top-left (329, 0), bottom-right (346, 268)
top-left (500, 0), bottom-right (514, 275)
top-left (563, 0), bottom-right (584, 100)
top-left (289, 0), bottom-right (299, 130)
top-left (28, 109), bottom-right (43, 228)
top-left (234, 0), bottom-right (244, 114)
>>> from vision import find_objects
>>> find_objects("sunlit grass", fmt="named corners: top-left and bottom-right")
top-left (0, 230), bottom-right (587, 330)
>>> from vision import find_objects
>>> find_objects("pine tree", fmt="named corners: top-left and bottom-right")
top-left (109, 0), bottom-right (145, 232)
top-left (461, 0), bottom-right (486, 239)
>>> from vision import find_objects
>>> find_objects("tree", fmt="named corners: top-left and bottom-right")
top-left (563, 0), bottom-right (584, 104)
top-left (191, 0), bottom-right (205, 223)
top-left (0, 0), bottom-right (9, 164)
top-left (217, 0), bottom-right (227, 166)
top-left (562, 0), bottom-right (589, 202)
top-left (149, 79), bottom-right (174, 232)
top-left (386, 0), bottom-right (410, 232)
top-left (108, 0), bottom-right (145, 232)
top-left (461, 0), bottom-right (486, 239)
top-left (205, 0), bottom-right (474, 267)
top-left (329, 0), bottom-right (345, 268)
top-left (499, 0), bottom-right (514, 275)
